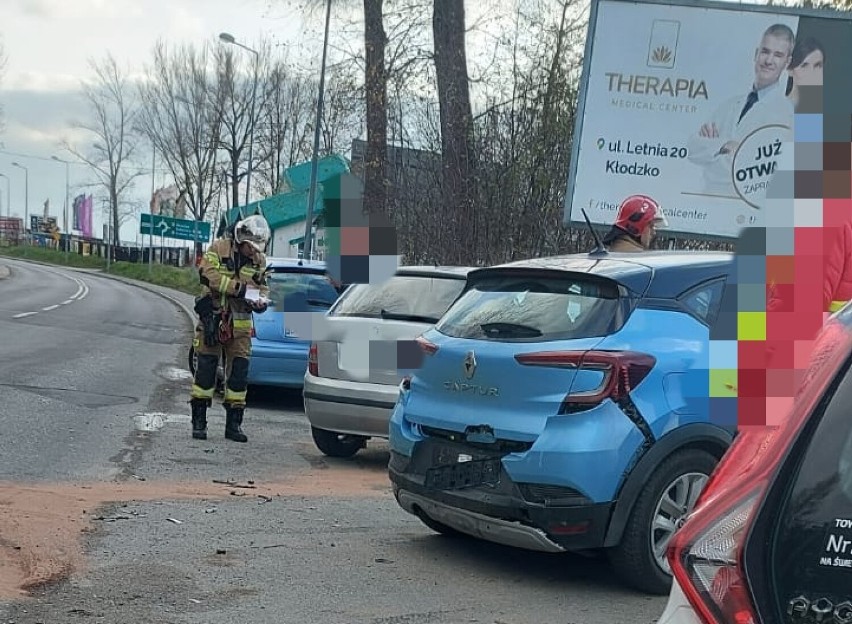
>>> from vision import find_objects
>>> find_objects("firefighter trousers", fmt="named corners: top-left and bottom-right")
top-left (190, 325), bottom-right (252, 408)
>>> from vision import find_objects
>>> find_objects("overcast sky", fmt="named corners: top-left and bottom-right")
top-left (0, 0), bottom-right (331, 243)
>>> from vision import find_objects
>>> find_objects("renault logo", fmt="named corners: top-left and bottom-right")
top-left (463, 351), bottom-right (477, 379)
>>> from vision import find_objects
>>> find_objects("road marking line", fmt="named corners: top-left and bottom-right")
top-left (13, 312), bottom-right (38, 318)
top-left (70, 277), bottom-right (85, 300)
top-left (42, 305), bottom-right (60, 311)
top-left (62, 299), bottom-right (74, 305)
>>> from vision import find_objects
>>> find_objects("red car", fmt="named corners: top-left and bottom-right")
top-left (658, 303), bottom-right (852, 624)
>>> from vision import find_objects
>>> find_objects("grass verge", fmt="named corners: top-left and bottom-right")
top-left (0, 246), bottom-right (203, 296)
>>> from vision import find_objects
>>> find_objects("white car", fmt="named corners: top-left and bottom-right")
top-left (303, 266), bottom-right (474, 458)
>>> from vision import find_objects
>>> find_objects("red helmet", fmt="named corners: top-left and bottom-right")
top-left (613, 195), bottom-right (668, 238)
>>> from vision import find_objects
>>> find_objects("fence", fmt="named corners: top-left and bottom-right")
top-left (25, 234), bottom-right (193, 266)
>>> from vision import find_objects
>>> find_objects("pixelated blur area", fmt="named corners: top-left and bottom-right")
top-left (709, 33), bottom-right (852, 429)
top-left (321, 173), bottom-right (400, 286)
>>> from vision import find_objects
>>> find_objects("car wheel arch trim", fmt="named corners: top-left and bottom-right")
top-left (602, 423), bottom-right (733, 548)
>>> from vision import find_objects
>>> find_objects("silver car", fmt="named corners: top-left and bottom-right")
top-left (303, 265), bottom-right (474, 457)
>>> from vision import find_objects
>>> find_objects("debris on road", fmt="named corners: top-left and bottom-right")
top-left (213, 479), bottom-right (257, 489)
top-left (166, 518), bottom-right (183, 525)
top-left (257, 495), bottom-right (272, 504)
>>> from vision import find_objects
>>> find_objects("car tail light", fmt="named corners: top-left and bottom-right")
top-left (308, 342), bottom-right (318, 376)
top-left (416, 336), bottom-right (438, 355)
top-left (514, 350), bottom-right (655, 406)
top-left (667, 319), bottom-right (852, 624)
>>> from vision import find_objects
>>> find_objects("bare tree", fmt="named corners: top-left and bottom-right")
top-left (433, 0), bottom-right (478, 264)
top-left (254, 61), bottom-right (314, 196)
top-left (64, 53), bottom-right (143, 246)
top-left (212, 41), bottom-right (269, 209)
top-left (136, 41), bottom-right (222, 225)
top-left (318, 62), bottom-right (365, 156)
top-left (363, 0), bottom-right (388, 218)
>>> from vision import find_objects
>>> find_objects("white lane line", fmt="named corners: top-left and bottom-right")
top-left (13, 312), bottom-right (38, 319)
top-left (62, 299), bottom-right (74, 305)
top-left (70, 278), bottom-right (85, 300)
top-left (77, 280), bottom-right (90, 301)
top-left (42, 305), bottom-right (60, 311)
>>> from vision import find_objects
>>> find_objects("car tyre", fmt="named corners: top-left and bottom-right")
top-left (607, 448), bottom-right (717, 595)
top-left (311, 426), bottom-right (367, 458)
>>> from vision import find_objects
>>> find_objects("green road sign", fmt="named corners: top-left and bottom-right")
top-left (140, 213), bottom-right (211, 243)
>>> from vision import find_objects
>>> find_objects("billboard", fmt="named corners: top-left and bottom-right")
top-left (564, 0), bottom-right (852, 239)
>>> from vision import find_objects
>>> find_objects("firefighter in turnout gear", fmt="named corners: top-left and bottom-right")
top-left (190, 215), bottom-right (271, 442)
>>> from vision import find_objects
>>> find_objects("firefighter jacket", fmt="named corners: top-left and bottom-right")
top-left (198, 238), bottom-right (270, 335)
top-left (607, 237), bottom-right (645, 253)
top-left (822, 217), bottom-right (852, 314)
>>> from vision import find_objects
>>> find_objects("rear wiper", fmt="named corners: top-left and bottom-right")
top-left (479, 322), bottom-right (542, 338)
top-left (380, 309), bottom-right (438, 323)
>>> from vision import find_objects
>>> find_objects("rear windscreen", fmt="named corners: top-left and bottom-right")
top-left (330, 274), bottom-right (466, 323)
top-left (435, 274), bottom-right (625, 342)
top-left (267, 270), bottom-right (343, 310)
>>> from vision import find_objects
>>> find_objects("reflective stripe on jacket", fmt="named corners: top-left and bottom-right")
top-left (829, 300), bottom-right (847, 314)
top-left (197, 238), bottom-right (268, 329)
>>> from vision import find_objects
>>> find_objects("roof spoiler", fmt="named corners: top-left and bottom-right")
top-left (582, 209), bottom-right (608, 257)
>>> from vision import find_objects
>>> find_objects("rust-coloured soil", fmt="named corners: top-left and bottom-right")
top-left (0, 465), bottom-right (391, 599)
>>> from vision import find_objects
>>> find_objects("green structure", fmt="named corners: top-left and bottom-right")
top-left (218, 154), bottom-right (350, 258)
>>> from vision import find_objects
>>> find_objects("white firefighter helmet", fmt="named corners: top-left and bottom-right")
top-left (234, 215), bottom-right (270, 253)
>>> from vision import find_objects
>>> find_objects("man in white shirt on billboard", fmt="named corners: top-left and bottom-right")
top-left (687, 23), bottom-right (795, 197)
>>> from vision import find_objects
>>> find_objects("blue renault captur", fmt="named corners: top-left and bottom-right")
top-left (389, 250), bottom-right (735, 595)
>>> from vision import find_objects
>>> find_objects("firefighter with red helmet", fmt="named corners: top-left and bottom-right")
top-left (602, 194), bottom-right (669, 252)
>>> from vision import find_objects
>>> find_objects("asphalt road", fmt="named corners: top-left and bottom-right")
top-left (0, 258), bottom-right (669, 624)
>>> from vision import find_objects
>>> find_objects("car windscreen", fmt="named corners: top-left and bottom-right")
top-left (266, 269), bottom-right (342, 310)
top-left (435, 273), bottom-right (625, 342)
top-left (329, 274), bottom-right (466, 324)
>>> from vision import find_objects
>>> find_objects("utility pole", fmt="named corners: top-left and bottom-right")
top-left (302, 0), bottom-right (332, 262)
top-left (11, 163), bottom-right (28, 244)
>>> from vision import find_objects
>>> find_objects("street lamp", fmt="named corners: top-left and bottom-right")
top-left (302, 0), bottom-right (332, 262)
top-left (219, 32), bottom-right (259, 208)
top-left (0, 173), bottom-right (10, 219)
top-left (51, 155), bottom-right (71, 259)
top-left (11, 162), bottom-right (29, 239)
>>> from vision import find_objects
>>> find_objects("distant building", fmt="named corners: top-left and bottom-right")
top-left (349, 139), bottom-right (442, 215)
top-left (220, 154), bottom-right (350, 260)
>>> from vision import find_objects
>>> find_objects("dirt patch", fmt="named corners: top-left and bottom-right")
top-left (0, 464), bottom-right (391, 600)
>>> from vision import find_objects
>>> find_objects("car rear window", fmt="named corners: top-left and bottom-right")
top-left (267, 269), bottom-right (342, 310)
top-left (330, 274), bottom-right (466, 323)
top-left (435, 273), bottom-right (626, 342)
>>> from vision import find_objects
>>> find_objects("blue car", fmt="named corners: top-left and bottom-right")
top-left (389, 251), bottom-right (735, 595)
top-left (189, 257), bottom-right (346, 390)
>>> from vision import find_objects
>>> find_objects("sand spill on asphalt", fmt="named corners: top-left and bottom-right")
top-left (0, 465), bottom-right (391, 599)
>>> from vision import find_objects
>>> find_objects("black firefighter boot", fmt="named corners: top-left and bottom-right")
top-left (190, 398), bottom-right (209, 440)
top-left (224, 404), bottom-right (248, 443)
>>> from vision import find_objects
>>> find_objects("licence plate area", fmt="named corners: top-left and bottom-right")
top-left (425, 457), bottom-right (501, 490)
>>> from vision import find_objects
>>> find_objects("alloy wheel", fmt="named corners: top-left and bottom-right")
top-left (650, 471), bottom-right (709, 574)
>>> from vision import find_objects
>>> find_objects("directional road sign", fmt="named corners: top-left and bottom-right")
top-left (140, 213), bottom-right (211, 243)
